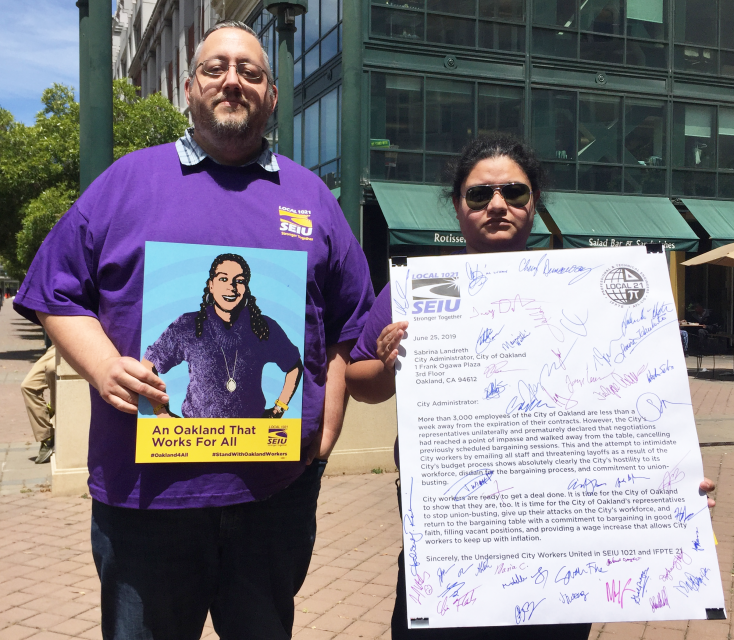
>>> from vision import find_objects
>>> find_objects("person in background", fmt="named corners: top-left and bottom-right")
top-left (346, 133), bottom-right (717, 639)
top-left (21, 344), bottom-right (57, 464)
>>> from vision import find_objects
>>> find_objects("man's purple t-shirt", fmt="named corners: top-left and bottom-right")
top-left (350, 284), bottom-right (400, 466)
top-left (15, 144), bottom-right (374, 509)
top-left (145, 308), bottom-right (300, 419)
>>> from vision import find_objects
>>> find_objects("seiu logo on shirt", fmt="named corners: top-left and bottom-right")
top-left (411, 277), bottom-right (461, 314)
top-left (279, 207), bottom-right (313, 241)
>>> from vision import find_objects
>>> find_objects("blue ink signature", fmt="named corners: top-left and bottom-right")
top-left (647, 360), bottom-right (674, 383)
top-left (615, 474), bottom-right (650, 488)
top-left (568, 477), bottom-right (606, 493)
top-left (693, 528), bottom-right (704, 552)
top-left (630, 568), bottom-right (650, 605)
top-left (532, 567), bottom-right (548, 588)
top-left (506, 340), bottom-right (578, 413)
top-left (674, 505), bottom-right (707, 524)
top-left (592, 302), bottom-right (676, 369)
top-left (674, 568), bottom-right (711, 597)
top-left (437, 564), bottom-right (454, 587)
top-left (393, 269), bottom-right (410, 316)
top-left (637, 393), bottom-right (692, 422)
top-left (476, 559), bottom-right (492, 576)
top-left (476, 326), bottom-right (504, 354)
top-left (514, 599), bottom-right (545, 624)
top-left (560, 310), bottom-right (589, 337)
top-left (502, 574), bottom-right (527, 589)
top-left (484, 380), bottom-right (507, 400)
top-left (559, 591), bottom-right (589, 604)
top-left (555, 563), bottom-right (607, 585)
top-left (439, 581), bottom-right (466, 598)
top-left (519, 253), bottom-right (600, 285)
top-left (444, 470), bottom-right (513, 501)
top-left (458, 565), bottom-right (473, 578)
top-left (403, 478), bottom-right (423, 577)
top-left (502, 330), bottom-right (530, 351)
top-left (466, 262), bottom-right (488, 296)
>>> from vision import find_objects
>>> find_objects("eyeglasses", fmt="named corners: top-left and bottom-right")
top-left (196, 58), bottom-right (271, 83)
top-left (462, 183), bottom-right (532, 210)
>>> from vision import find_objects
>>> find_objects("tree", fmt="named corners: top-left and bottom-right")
top-left (0, 80), bottom-right (189, 278)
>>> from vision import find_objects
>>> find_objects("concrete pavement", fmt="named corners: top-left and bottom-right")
top-left (1, 309), bottom-right (734, 639)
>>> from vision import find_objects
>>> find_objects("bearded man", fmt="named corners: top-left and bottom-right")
top-left (14, 21), bottom-right (373, 640)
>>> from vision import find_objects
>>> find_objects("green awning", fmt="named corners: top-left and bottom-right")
top-left (330, 187), bottom-right (341, 200)
top-left (681, 199), bottom-right (734, 249)
top-left (543, 192), bottom-right (699, 252)
top-left (371, 181), bottom-right (551, 249)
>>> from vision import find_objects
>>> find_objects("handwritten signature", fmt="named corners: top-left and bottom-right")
top-left (484, 380), bottom-right (507, 400)
top-left (514, 599), bottom-right (545, 624)
top-left (637, 393), bottom-right (692, 422)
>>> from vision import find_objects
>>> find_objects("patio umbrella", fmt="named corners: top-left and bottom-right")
top-left (682, 242), bottom-right (734, 267)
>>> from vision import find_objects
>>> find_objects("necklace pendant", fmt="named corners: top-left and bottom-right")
top-left (227, 378), bottom-right (237, 393)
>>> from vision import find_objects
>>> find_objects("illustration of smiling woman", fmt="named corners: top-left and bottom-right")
top-left (142, 253), bottom-right (303, 419)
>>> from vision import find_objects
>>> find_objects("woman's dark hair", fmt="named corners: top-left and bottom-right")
top-left (195, 253), bottom-right (269, 340)
top-left (445, 132), bottom-right (548, 203)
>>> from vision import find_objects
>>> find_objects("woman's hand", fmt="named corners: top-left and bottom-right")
top-left (701, 477), bottom-right (716, 508)
top-left (376, 321), bottom-right (409, 369)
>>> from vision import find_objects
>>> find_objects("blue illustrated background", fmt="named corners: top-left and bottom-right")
top-left (138, 241), bottom-right (307, 419)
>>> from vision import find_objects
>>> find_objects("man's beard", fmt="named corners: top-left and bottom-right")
top-left (191, 93), bottom-right (268, 142)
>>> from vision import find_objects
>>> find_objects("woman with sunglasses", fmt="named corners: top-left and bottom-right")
top-left (346, 133), bottom-right (716, 639)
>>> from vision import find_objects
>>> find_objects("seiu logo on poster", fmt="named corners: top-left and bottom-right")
top-left (268, 425), bottom-right (288, 446)
top-left (411, 277), bottom-right (461, 315)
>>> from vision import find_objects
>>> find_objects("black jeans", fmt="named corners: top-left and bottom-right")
top-left (391, 479), bottom-right (592, 640)
top-left (92, 460), bottom-right (326, 640)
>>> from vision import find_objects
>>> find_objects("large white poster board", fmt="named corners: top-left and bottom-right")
top-left (390, 246), bottom-right (725, 630)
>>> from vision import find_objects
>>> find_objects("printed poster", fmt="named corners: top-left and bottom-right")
top-left (135, 241), bottom-right (307, 463)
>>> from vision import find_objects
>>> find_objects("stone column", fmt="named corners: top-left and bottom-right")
top-left (51, 354), bottom-right (91, 496)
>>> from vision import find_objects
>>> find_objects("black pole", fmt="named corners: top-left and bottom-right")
top-left (77, 0), bottom-right (113, 193)
top-left (339, 0), bottom-right (363, 240)
top-left (275, 9), bottom-right (296, 159)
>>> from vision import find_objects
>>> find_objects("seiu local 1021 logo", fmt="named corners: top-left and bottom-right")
top-left (268, 425), bottom-right (288, 446)
top-left (411, 276), bottom-right (461, 314)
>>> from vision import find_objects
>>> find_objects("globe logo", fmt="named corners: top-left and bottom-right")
top-left (601, 266), bottom-right (647, 306)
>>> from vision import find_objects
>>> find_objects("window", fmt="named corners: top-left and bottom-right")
top-left (477, 84), bottom-right (523, 138)
top-left (426, 79), bottom-right (474, 152)
top-left (532, 0), bottom-right (668, 67)
top-left (371, 74), bottom-right (424, 150)
top-left (533, 90), bottom-right (670, 194)
top-left (673, 104), bottom-right (715, 169)
top-left (719, 108), bottom-right (734, 170)
top-left (578, 95), bottom-right (621, 164)
top-left (371, 0), bottom-right (525, 53)
top-left (296, 88), bottom-right (342, 176)
top-left (532, 89), bottom-right (576, 161)
top-left (370, 71), bottom-right (523, 182)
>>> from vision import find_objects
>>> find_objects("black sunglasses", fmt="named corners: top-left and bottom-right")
top-left (462, 183), bottom-right (532, 210)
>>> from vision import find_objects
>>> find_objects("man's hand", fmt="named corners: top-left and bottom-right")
top-left (94, 356), bottom-right (169, 415)
top-left (700, 477), bottom-right (716, 508)
top-left (38, 314), bottom-right (168, 415)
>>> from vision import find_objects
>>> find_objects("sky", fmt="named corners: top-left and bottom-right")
top-left (0, 0), bottom-right (116, 126)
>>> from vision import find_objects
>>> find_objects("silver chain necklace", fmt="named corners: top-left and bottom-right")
top-left (220, 347), bottom-right (238, 392)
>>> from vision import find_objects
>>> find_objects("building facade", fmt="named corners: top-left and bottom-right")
top-left (114, 0), bottom-right (734, 328)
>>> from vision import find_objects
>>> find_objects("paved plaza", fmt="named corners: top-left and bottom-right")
top-left (1, 307), bottom-right (734, 639)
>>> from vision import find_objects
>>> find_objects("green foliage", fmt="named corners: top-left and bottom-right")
top-left (16, 186), bottom-right (76, 269)
top-left (113, 80), bottom-right (190, 160)
top-left (0, 80), bottom-right (189, 278)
